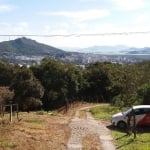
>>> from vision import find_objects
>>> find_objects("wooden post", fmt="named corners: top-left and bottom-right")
top-left (127, 111), bottom-right (132, 135)
top-left (132, 108), bottom-right (136, 139)
top-left (0, 104), bottom-right (2, 117)
top-left (2, 105), bottom-right (5, 117)
top-left (16, 104), bottom-right (19, 121)
top-left (10, 104), bottom-right (12, 123)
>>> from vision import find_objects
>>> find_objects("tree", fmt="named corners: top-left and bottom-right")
top-left (31, 58), bottom-right (86, 110)
top-left (63, 63), bottom-right (85, 100)
top-left (137, 61), bottom-right (150, 104)
top-left (112, 64), bottom-right (143, 107)
top-left (138, 83), bottom-right (150, 105)
top-left (31, 58), bottom-right (67, 110)
top-left (0, 86), bottom-right (14, 105)
top-left (0, 61), bottom-right (14, 86)
top-left (84, 62), bottom-right (111, 102)
top-left (10, 66), bottom-right (44, 111)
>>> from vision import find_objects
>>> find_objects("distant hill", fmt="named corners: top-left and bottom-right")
top-left (122, 47), bottom-right (150, 54)
top-left (70, 45), bottom-right (129, 54)
top-left (0, 37), bottom-right (68, 57)
top-left (68, 45), bottom-right (150, 55)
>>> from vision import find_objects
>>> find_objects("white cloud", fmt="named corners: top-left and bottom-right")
top-left (31, 22), bottom-right (150, 48)
top-left (0, 20), bottom-right (150, 49)
top-left (0, 22), bottom-right (9, 26)
top-left (113, 0), bottom-right (145, 11)
top-left (0, 4), bottom-right (15, 12)
top-left (14, 22), bottom-right (29, 33)
top-left (0, 22), bottom-right (30, 42)
top-left (33, 32), bottom-right (150, 49)
top-left (39, 9), bottom-right (110, 21)
top-left (134, 14), bottom-right (148, 23)
top-left (0, 22), bottom-right (30, 35)
top-left (44, 23), bottom-right (70, 33)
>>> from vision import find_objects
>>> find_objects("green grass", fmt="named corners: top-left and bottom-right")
top-left (90, 105), bottom-right (120, 120)
top-left (91, 105), bottom-right (150, 150)
top-left (112, 130), bottom-right (150, 150)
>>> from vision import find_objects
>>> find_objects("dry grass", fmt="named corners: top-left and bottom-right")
top-left (0, 111), bottom-right (70, 150)
top-left (79, 110), bottom-right (87, 119)
top-left (82, 134), bottom-right (102, 150)
top-left (0, 101), bottom-right (93, 150)
top-left (0, 116), bottom-right (68, 150)
top-left (64, 101), bottom-right (94, 117)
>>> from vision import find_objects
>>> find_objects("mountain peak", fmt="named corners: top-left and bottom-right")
top-left (0, 37), bottom-right (66, 56)
top-left (14, 37), bottom-right (37, 45)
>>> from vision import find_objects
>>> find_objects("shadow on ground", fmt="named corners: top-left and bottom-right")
top-left (107, 124), bottom-right (150, 149)
top-left (107, 124), bottom-right (150, 134)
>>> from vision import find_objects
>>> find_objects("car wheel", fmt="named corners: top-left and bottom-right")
top-left (117, 121), bottom-right (127, 129)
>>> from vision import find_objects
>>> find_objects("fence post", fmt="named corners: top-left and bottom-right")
top-left (16, 104), bottom-right (19, 121)
top-left (132, 108), bottom-right (136, 139)
top-left (10, 104), bottom-right (12, 123)
top-left (127, 111), bottom-right (132, 135)
top-left (0, 104), bottom-right (2, 117)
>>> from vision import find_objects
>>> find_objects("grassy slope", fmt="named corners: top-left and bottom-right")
top-left (91, 105), bottom-right (150, 150)
top-left (0, 111), bottom-right (70, 150)
top-left (0, 102), bottom-right (92, 150)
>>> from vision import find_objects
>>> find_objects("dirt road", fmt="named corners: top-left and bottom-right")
top-left (67, 106), bottom-right (116, 150)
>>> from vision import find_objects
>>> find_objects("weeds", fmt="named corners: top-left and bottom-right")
top-left (0, 141), bottom-right (17, 148)
top-left (23, 118), bottom-right (44, 124)
top-left (79, 110), bottom-right (87, 119)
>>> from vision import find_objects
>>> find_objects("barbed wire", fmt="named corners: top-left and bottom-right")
top-left (0, 31), bottom-right (150, 37)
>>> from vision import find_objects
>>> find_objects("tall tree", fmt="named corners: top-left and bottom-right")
top-left (137, 61), bottom-right (150, 104)
top-left (84, 62), bottom-right (111, 102)
top-left (10, 66), bottom-right (44, 111)
top-left (0, 61), bottom-right (14, 86)
top-left (112, 64), bottom-right (143, 107)
top-left (31, 58), bottom-right (86, 110)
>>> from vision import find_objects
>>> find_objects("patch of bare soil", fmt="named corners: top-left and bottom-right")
top-left (100, 120), bottom-right (110, 126)
top-left (82, 134), bottom-right (102, 150)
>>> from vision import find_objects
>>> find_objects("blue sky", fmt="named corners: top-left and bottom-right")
top-left (0, 0), bottom-right (150, 48)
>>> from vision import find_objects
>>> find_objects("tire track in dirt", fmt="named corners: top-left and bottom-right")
top-left (67, 106), bottom-right (116, 150)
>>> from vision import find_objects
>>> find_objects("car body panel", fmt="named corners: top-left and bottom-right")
top-left (111, 105), bottom-right (150, 127)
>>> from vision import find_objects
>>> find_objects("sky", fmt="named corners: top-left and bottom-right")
top-left (0, 0), bottom-right (150, 49)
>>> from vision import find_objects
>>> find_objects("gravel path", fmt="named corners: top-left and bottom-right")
top-left (67, 106), bottom-right (116, 150)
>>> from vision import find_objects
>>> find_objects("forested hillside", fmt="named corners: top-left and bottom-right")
top-left (0, 59), bottom-right (149, 111)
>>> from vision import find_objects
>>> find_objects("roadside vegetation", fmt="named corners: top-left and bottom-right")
top-left (0, 59), bottom-right (149, 112)
top-left (91, 105), bottom-right (150, 150)
top-left (91, 104), bottom-right (120, 120)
